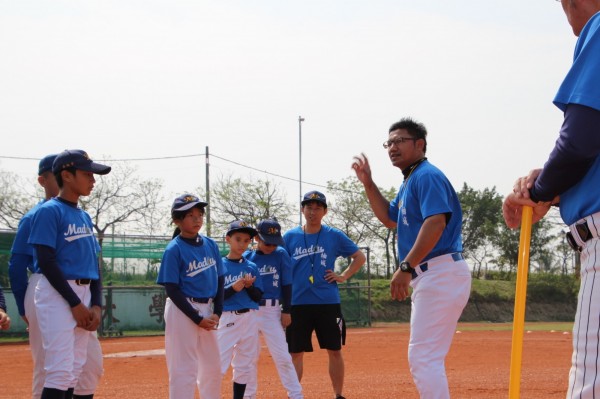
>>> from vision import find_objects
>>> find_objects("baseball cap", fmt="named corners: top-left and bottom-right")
top-left (301, 190), bottom-right (327, 208)
top-left (38, 154), bottom-right (58, 175)
top-left (226, 220), bottom-right (258, 238)
top-left (256, 219), bottom-right (285, 246)
top-left (171, 194), bottom-right (208, 212)
top-left (52, 149), bottom-right (111, 175)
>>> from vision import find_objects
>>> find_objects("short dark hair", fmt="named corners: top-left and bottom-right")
top-left (54, 167), bottom-right (77, 188)
top-left (389, 117), bottom-right (428, 154)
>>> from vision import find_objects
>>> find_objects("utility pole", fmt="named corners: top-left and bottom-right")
top-left (298, 116), bottom-right (305, 226)
top-left (205, 146), bottom-right (211, 236)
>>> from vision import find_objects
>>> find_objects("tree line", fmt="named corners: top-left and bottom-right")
top-left (0, 162), bottom-right (578, 284)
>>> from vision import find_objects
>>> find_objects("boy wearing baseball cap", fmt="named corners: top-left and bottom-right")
top-left (217, 220), bottom-right (264, 399)
top-left (283, 190), bottom-right (366, 399)
top-left (157, 194), bottom-right (225, 399)
top-left (9, 153), bottom-right (104, 399)
top-left (28, 149), bottom-right (110, 399)
top-left (243, 219), bottom-right (303, 399)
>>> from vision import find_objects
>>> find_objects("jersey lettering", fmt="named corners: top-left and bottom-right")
top-left (63, 223), bottom-right (94, 242)
top-left (292, 244), bottom-right (324, 260)
top-left (185, 256), bottom-right (217, 277)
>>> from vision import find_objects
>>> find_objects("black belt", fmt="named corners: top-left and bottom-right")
top-left (189, 297), bottom-right (211, 304)
top-left (566, 220), bottom-right (593, 252)
top-left (234, 308), bottom-right (250, 315)
top-left (410, 253), bottom-right (464, 279)
top-left (259, 299), bottom-right (279, 306)
top-left (75, 279), bottom-right (91, 286)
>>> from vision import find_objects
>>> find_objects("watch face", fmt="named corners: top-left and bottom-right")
top-left (400, 262), bottom-right (410, 272)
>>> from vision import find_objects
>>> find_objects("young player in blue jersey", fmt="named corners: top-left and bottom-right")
top-left (9, 153), bottom-right (103, 399)
top-left (0, 285), bottom-right (10, 330)
top-left (157, 194), bottom-right (225, 399)
top-left (243, 219), bottom-right (303, 399)
top-left (28, 149), bottom-right (110, 399)
top-left (217, 220), bottom-right (263, 399)
top-left (283, 191), bottom-right (366, 399)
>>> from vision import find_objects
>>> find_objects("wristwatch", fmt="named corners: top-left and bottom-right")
top-left (399, 261), bottom-right (412, 273)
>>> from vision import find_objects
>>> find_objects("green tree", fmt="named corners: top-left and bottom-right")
top-left (80, 161), bottom-right (169, 242)
top-left (457, 184), bottom-right (503, 278)
top-left (327, 177), bottom-right (397, 278)
top-left (209, 175), bottom-right (294, 237)
top-left (493, 215), bottom-right (555, 276)
top-left (0, 170), bottom-right (40, 229)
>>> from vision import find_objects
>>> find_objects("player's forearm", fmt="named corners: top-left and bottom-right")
top-left (35, 244), bottom-right (81, 307)
top-left (403, 214), bottom-right (446, 266)
top-left (245, 286), bottom-right (263, 302)
top-left (213, 275), bottom-right (224, 317)
top-left (90, 263), bottom-right (103, 308)
top-left (531, 103), bottom-right (600, 202)
top-left (340, 251), bottom-right (367, 281)
top-left (164, 283), bottom-right (203, 324)
top-left (281, 284), bottom-right (292, 313)
top-left (362, 181), bottom-right (396, 228)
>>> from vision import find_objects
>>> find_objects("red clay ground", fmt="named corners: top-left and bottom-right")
top-left (1, 323), bottom-right (573, 398)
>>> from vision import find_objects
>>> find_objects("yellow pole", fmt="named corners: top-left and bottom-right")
top-left (508, 205), bottom-right (533, 399)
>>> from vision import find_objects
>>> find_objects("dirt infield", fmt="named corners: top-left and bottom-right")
top-left (1, 323), bottom-right (572, 398)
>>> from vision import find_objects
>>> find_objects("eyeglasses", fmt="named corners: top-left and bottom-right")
top-left (383, 137), bottom-right (418, 149)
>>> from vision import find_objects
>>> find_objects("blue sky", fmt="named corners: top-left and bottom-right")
top-left (0, 0), bottom-right (576, 208)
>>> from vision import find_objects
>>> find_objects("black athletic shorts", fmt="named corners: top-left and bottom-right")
top-left (286, 303), bottom-right (346, 352)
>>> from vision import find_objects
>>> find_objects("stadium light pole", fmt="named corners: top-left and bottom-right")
top-left (298, 116), bottom-right (305, 226)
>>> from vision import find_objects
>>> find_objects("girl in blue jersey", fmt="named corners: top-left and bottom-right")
top-left (217, 220), bottom-right (263, 399)
top-left (157, 194), bottom-right (226, 399)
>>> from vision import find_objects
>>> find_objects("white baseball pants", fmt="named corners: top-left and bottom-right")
top-left (408, 254), bottom-right (471, 399)
top-left (164, 298), bottom-right (221, 399)
top-left (218, 310), bottom-right (259, 385)
top-left (26, 273), bottom-right (103, 398)
top-left (34, 276), bottom-right (94, 391)
top-left (244, 303), bottom-right (303, 399)
top-left (567, 211), bottom-right (600, 398)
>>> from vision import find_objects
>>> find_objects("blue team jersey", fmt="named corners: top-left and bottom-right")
top-left (11, 200), bottom-right (44, 260)
top-left (244, 247), bottom-right (293, 300)
top-left (28, 198), bottom-right (100, 280)
top-left (222, 257), bottom-right (263, 311)
top-left (554, 12), bottom-right (600, 225)
top-left (283, 225), bottom-right (359, 306)
top-left (388, 160), bottom-right (463, 262)
top-left (157, 235), bottom-right (225, 298)
top-left (8, 200), bottom-right (45, 316)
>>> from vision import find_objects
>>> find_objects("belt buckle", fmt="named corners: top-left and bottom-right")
top-left (576, 221), bottom-right (592, 243)
top-left (75, 279), bottom-right (91, 286)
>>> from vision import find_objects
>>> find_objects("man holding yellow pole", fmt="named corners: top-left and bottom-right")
top-left (503, 0), bottom-right (600, 396)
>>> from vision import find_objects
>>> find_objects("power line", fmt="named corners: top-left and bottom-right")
top-left (210, 153), bottom-right (330, 191)
top-left (0, 152), bottom-right (358, 194)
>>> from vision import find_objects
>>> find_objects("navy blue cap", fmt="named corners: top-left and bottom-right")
top-left (52, 150), bottom-right (111, 175)
top-left (301, 190), bottom-right (327, 208)
top-left (256, 219), bottom-right (285, 246)
top-left (226, 220), bottom-right (257, 237)
top-left (171, 194), bottom-right (208, 212)
top-left (38, 154), bottom-right (58, 175)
